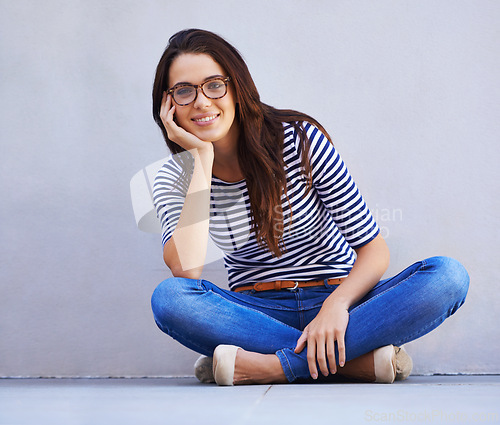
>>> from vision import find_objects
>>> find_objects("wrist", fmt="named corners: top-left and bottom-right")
top-left (188, 147), bottom-right (214, 191)
top-left (195, 143), bottom-right (214, 158)
top-left (324, 292), bottom-right (351, 310)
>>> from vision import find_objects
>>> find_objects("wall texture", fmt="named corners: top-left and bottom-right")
top-left (1, 0), bottom-right (498, 377)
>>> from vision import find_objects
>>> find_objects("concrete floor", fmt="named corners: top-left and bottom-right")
top-left (0, 376), bottom-right (499, 425)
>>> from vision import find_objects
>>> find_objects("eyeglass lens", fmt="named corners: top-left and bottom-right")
top-left (172, 79), bottom-right (227, 105)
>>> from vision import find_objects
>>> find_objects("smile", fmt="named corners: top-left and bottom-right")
top-left (192, 114), bottom-right (220, 123)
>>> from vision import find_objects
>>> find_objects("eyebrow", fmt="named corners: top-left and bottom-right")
top-left (171, 74), bottom-right (224, 88)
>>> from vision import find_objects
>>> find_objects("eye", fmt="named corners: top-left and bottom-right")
top-left (175, 86), bottom-right (195, 97)
top-left (206, 80), bottom-right (224, 90)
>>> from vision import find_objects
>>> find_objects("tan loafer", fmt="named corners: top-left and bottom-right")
top-left (194, 355), bottom-right (215, 383)
top-left (212, 345), bottom-right (240, 386)
top-left (394, 346), bottom-right (413, 381)
top-left (337, 345), bottom-right (412, 383)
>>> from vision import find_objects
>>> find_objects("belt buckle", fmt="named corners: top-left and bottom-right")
top-left (287, 281), bottom-right (299, 291)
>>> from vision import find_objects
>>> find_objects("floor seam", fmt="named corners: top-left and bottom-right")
top-left (236, 385), bottom-right (273, 425)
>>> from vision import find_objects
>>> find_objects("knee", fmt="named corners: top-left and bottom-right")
top-left (151, 277), bottom-right (197, 330)
top-left (426, 256), bottom-right (470, 309)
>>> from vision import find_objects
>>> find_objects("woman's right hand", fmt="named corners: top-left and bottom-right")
top-left (160, 92), bottom-right (213, 153)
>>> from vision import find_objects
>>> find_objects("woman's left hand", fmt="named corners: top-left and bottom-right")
top-left (294, 298), bottom-right (349, 379)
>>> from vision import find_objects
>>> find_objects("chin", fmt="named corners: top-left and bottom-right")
top-left (193, 129), bottom-right (228, 143)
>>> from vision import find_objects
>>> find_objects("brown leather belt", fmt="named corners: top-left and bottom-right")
top-left (234, 277), bottom-right (346, 292)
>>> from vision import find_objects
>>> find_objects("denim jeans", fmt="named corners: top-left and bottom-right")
top-left (151, 256), bottom-right (469, 382)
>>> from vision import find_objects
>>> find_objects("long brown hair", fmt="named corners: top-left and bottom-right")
top-left (152, 29), bottom-right (332, 257)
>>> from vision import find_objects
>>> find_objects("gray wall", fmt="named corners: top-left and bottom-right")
top-left (1, 0), bottom-right (498, 377)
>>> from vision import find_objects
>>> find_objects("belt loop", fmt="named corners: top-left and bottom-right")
top-left (274, 281), bottom-right (282, 291)
top-left (323, 278), bottom-right (330, 288)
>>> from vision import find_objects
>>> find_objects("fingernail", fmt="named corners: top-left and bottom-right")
top-left (339, 361), bottom-right (345, 367)
top-left (311, 373), bottom-right (318, 380)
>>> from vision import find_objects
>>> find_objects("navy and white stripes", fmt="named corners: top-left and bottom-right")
top-left (153, 122), bottom-right (379, 290)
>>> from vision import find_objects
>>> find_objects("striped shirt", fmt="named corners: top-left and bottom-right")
top-left (153, 122), bottom-right (379, 290)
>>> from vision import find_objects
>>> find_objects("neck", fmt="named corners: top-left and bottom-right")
top-left (212, 120), bottom-right (243, 182)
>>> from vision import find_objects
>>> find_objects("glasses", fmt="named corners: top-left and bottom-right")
top-left (167, 76), bottom-right (231, 106)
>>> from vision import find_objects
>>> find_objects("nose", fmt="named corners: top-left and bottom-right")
top-left (193, 87), bottom-right (211, 108)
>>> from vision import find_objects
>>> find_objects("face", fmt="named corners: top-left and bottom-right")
top-left (168, 53), bottom-right (238, 145)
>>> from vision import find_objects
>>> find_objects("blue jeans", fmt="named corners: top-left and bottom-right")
top-left (151, 256), bottom-right (469, 382)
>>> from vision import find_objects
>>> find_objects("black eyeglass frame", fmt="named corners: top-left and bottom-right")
top-left (167, 76), bottom-right (232, 106)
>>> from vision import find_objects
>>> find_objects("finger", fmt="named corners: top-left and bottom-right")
top-left (327, 337), bottom-right (337, 374)
top-left (316, 338), bottom-right (329, 377)
top-left (294, 333), bottom-right (307, 354)
top-left (160, 92), bottom-right (169, 122)
top-left (166, 100), bottom-right (176, 123)
top-left (162, 96), bottom-right (178, 138)
top-left (160, 91), bottom-right (168, 110)
top-left (306, 338), bottom-right (318, 380)
top-left (337, 333), bottom-right (346, 368)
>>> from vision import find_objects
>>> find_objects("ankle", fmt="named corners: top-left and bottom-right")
top-left (233, 350), bottom-right (287, 385)
top-left (337, 350), bottom-right (377, 382)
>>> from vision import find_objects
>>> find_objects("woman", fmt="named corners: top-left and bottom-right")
top-left (150, 29), bottom-right (469, 386)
